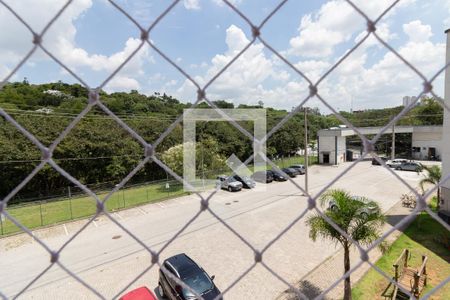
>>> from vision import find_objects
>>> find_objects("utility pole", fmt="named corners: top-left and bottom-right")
top-left (304, 107), bottom-right (309, 195)
top-left (391, 122), bottom-right (396, 160)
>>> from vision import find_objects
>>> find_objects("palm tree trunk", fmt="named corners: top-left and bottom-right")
top-left (437, 187), bottom-right (440, 211)
top-left (343, 243), bottom-right (352, 300)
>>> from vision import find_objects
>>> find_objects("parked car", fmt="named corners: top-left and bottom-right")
top-left (159, 253), bottom-right (222, 300)
top-left (386, 159), bottom-right (408, 168)
top-left (120, 286), bottom-right (157, 300)
top-left (232, 175), bottom-right (256, 188)
top-left (267, 170), bottom-right (288, 181)
top-left (395, 162), bottom-right (423, 172)
top-left (251, 171), bottom-right (273, 183)
top-left (327, 196), bottom-right (379, 219)
top-left (281, 167), bottom-right (298, 177)
top-left (371, 157), bottom-right (388, 165)
top-left (289, 164), bottom-right (305, 174)
top-left (216, 175), bottom-right (243, 192)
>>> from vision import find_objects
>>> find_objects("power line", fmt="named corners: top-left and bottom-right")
top-left (2, 109), bottom-right (181, 121)
top-left (0, 154), bottom-right (149, 165)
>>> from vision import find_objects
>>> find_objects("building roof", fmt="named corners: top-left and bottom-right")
top-left (317, 125), bottom-right (442, 137)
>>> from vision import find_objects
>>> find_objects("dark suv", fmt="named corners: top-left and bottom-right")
top-left (267, 170), bottom-right (288, 181)
top-left (159, 253), bottom-right (222, 300)
top-left (251, 171), bottom-right (273, 183)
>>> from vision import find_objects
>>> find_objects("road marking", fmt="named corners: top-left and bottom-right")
top-left (63, 224), bottom-right (69, 236)
top-left (114, 212), bottom-right (123, 220)
top-left (92, 220), bottom-right (98, 228)
top-left (157, 202), bottom-right (165, 208)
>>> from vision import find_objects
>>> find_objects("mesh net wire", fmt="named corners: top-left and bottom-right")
top-left (0, 0), bottom-right (449, 299)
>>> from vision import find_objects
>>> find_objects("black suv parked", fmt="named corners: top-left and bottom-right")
top-left (251, 171), bottom-right (273, 183)
top-left (281, 167), bottom-right (298, 177)
top-left (267, 170), bottom-right (288, 181)
top-left (159, 253), bottom-right (222, 300)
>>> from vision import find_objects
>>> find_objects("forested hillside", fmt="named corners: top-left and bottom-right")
top-left (0, 80), bottom-right (443, 203)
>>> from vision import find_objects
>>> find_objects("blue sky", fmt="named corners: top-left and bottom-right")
top-left (1, 0), bottom-right (450, 112)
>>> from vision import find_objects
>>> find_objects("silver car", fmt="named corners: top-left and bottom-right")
top-left (386, 159), bottom-right (408, 168)
top-left (289, 164), bottom-right (306, 175)
top-left (328, 196), bottom-right (379, 218)
top-left (216, 175), bottom-right (243, 192)
top-left (395, 162), bottom-right (422, 172)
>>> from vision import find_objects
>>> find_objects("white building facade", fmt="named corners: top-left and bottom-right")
top-left (411, 127), bottom-right (442, 160)
top-left (317, 126), bottom-right (443, 165)
top-left (440, 29), bottom-right (450, 217)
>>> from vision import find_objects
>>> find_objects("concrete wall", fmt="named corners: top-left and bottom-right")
top-left (411, 131), bottom-right (442, 160)
top-left (441, 29), bottom-right (450, 214)
top-left (318, 135), bottom-right (346, 164)
top-left (337, 135), bottom-right (346, 164)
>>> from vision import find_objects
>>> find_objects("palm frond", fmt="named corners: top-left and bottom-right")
top-left (306, 189), bottom-right (386, 251)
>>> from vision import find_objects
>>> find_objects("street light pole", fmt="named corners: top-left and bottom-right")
top-left (304, 107), bottom-right (309, 195)
top-left (391, 122), bottom-right (396, 160)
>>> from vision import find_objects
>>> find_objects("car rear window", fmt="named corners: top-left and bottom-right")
top-left (181, 271), bottom-right (213, 298)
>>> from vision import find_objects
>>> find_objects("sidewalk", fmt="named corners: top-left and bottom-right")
top-left (276, 198), bottom-right (418, 300)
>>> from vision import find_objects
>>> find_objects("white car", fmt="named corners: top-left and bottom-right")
top-left (386, 159), bottom-right (408, 168)
top-left (216, 175), bottom-right (243, 192)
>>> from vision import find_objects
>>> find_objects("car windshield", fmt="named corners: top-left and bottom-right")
top-left (181, 272), bottom-right (213, 297)
top-left (227, 177), bottom-right (238, 183)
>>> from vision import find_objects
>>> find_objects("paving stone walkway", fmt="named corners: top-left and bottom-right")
top-left (276, 197), bottom-right (419, 300)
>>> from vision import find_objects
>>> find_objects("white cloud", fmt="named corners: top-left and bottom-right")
top-left (0, 0), bottom-right (152, 89)
top-left (287, 0), bottom-right (413, 59)
top-left (0, 65), bottom-right (11, 79)
top-left (0, 0), bottom-right (92, 66)
top-left (184, 0), bottom-right (200, 10)
top-left (446, 0), bottom-right (450, 26)
top-left (212, 0), bottom-right (243, 7)
top-left (326, 20), bottom-right (445, 110)
top-left (403, 20), bottom-right (433, 43)
top-left (294, 60), bottom-right (331, 82)
top-left (176, 25), bottom-right (274, 102)
top-left (106, 75), bottom-right (140, 91)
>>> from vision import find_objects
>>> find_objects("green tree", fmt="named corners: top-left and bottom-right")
top-left (161, 138), bottom-right (227, 178)
top-left (419, 165), bottom-right (442, 210)
top-left (306, 189), bottom-right (386, 300)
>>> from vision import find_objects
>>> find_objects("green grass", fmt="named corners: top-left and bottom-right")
top-left (273, 155), bottom-right (318, 169)
top-left (352, 199), bottom-right (450, 300)
top-left (1, 181), bottom-right (187, 236)
top-left (0, 156), bottom-right (318, 236)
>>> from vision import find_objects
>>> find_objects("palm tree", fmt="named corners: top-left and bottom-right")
top-left (419, 165), bottom-right (442, 210)
top-left (306, 189), bottom-right (386, 300)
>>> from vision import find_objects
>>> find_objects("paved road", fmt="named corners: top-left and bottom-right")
top-left (0, 161), bottom-right (425, 299)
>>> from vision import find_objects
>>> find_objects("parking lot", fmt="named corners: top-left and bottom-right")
top-left (0, 161), bottom-right (428, 299)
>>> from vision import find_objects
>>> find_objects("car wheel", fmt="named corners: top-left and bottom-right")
top-left (228, 186), bottom-right (232, 192)
top-left (159, 284), bottom-right (166, 298)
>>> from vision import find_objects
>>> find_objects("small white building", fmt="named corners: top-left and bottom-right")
top-left (317, 127), bottom-right (348, 165)
top-left (411, 126), bottom-right (442, 160)
top-left (317, 125), bottom-right (443, 165)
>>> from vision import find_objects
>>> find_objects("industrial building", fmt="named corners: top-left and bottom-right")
top-left (317, 125), bottom-right (443, 165)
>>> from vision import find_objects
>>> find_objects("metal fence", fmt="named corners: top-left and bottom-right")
top-left (0, 179), bottom-right (186, 236)
top-left (0, 0), bottom-right (449, 299)
top-left (1, 154), bottom-right (314, 236)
